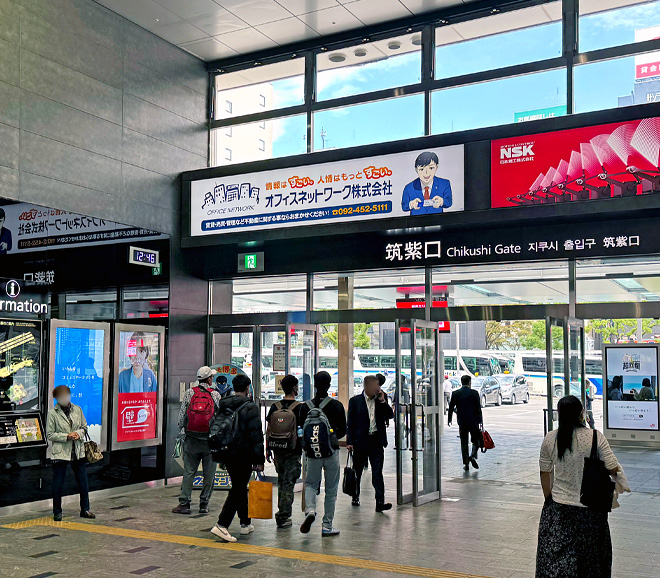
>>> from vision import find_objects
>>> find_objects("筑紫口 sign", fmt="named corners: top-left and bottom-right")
top-left (190, 146), bottom-right (464, 237)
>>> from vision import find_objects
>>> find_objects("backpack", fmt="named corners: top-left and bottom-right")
top-left (302, 397), bottom-right (336, 459)
top-left (186, 386), bottom-right (215, 433)
top-left (267, 401), bottom-right (301, 451)
top-left (208, 399), bottom-right (250, 456)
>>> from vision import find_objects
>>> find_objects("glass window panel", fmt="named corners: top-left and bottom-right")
top-left (212, 115), bottom-right (307, 167)
top-left (317, 33), bottom-right (421, 102)
top-left (215, 58), bottom-right (305, 120)
top-left (313, 94), bottom-right (424, 151)
top-left (573, 55), bottom-right (660, 114)
top-left (431, 69), bottom-right (566, 135)
top-left (433, 261), bottom-right (569, 306)
top-left (435, 4), bottom-right (561, 79)
top-left (577, 255), bottom-right (660, 303)
top-left (580, 0), bottom-right (660, 52)
top-left (314, 269), bottom-right (426, 310)
top-left (232, 274), bottom-right (307, 313)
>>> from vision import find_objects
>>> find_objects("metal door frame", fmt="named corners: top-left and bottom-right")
top-left (395, 318), bottom-right (442, 506)
top-left (285, 322), bottom-right (319, 400)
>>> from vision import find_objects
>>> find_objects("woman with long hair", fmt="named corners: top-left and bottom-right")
top-left (536, 395), bottom-right (621, 578)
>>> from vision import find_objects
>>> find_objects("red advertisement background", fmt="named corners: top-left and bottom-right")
top-left (116, 392), bottom-right (157, 442)
top-left (491, 117), bottom-right (660, 208)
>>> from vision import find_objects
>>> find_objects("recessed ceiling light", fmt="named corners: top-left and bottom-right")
top-left (388, 40), bottom-right (402, 50)
top-left (354, 48), bottom-right (367, 57)
top-left (154, 18), bottom-right (160, 22)
top-left (439, 19), bottom-right (449, 25)
top-left (328, 52), bottom-right (346, 63)
top-left (491, 8), bottom-right (500, 14)
top-left (411, 34), bottom-right (422, 46)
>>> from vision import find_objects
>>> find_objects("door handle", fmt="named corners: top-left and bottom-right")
top-left (417, 403), bottom-right (426, 450)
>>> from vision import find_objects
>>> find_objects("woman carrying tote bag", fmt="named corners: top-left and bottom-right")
top-left (536, 395), bottom-right (625, 578)
top-left (46, 385), bottom-right (96, 522)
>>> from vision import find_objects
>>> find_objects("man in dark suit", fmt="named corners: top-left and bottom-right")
top-left (346, 374), bottom-right (394, 512)
top-left (448, 374), bottom-right (483, 472)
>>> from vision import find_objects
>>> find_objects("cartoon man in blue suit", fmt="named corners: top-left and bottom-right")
top-left (401, 152), bottom-right (452, 215)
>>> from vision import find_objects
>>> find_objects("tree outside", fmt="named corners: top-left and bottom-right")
top-left (320, 323), bottom-right (373, 349)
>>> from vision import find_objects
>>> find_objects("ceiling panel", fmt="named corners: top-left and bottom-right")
top-left (345, 0), bottom-right (412, 26)
top-left (257, 17), bottom-right (320, 44)
top-left (94, 0), bottom-right (502, 60)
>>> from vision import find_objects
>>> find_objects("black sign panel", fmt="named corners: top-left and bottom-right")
top-left (381, 218), bottom-right (654, 268)
top-left (0, 412), bottom-right (46, 450)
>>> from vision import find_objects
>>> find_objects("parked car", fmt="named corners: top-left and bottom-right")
top-left (495, 374), bottom-right (529, 404)
top-left (473, 376), bottom-right (502, 407)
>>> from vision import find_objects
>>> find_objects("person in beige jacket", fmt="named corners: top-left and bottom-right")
top-left (46, 385), bottom-right (95, 521)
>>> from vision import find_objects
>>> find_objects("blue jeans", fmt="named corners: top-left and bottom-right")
top-left (52, 459), bottom-right (90, 515)
top-left (304, 451), bottom-right (340, 528)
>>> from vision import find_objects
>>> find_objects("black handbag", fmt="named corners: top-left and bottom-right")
top-left (580, 430), bottom-right (615, 513)
top-left (342, 450), bottom-right (357, 497)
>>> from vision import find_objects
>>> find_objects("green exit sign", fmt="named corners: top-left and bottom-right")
top-left (245, 254), bottom-right (258, 269)
top-left (237, 251), bottom-right (264, 273)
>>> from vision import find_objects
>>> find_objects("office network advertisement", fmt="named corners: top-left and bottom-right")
top-left (190, 146), bottom-right (465, 238)
top-left (0, 319), bottom-right (41, 411)
top-left (491, 117), bottom-right (660, 208)
top-left (49, 320), bottom-right (110, 451)
top-left (112, 325), bottom-right (164, 449)
top-left (605, 345), bottom-right (659, 431)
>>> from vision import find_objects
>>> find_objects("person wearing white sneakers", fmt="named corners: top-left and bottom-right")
top-left (210, 374), bottom-right (264, 542)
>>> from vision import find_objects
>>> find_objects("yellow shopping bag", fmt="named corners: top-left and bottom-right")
top-left (248, 477), bottom-right (273, 520)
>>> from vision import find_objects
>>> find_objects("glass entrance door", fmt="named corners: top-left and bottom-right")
top-left (285, 322), bottom-right (319, 400)
top-left (395, 319), bottom-right (442, 506)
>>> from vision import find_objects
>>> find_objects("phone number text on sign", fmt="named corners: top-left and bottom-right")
top-left (202, 201), bottom-right (392, 232)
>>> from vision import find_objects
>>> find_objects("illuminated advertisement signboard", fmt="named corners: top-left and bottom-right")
top-left (491, 117), bottom-right (660, 208)
top-left (0, 319), bottom-right (41, 411)
top-left (112, 324), bottom-right (165, 449)
top-left (190, 146), bottom-right (464, 237)
top-left (49, 321), bottom-right (110, 451)
top-left (605, 344), bottom-right (659, 431)
top-left (0, 412), bottom-right (46, 450)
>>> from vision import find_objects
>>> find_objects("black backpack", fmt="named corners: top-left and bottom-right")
top-left (208, 399), bottom-right (249, 458)
top-left (302, 397), bottom-right (336, 459)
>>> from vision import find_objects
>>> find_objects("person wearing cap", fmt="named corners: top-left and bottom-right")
top-left (173, 366), bottom-right (222, 515)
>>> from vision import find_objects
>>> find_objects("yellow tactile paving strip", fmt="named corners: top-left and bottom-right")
top-left (3, 517), bottom-right (493, 578)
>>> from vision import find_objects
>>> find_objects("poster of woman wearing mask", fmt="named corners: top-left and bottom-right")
top-left (113, 325), bottom-right (164, 449)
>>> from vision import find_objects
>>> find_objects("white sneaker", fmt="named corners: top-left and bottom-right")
top-left (240, 524), bottom-right (255, 535)
top-left (211, 525), bottom-right (237, 542)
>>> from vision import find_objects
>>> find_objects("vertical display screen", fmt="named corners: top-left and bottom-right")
top-left (0, 319), bottom-right (41, 410)
top-left (605, 346), bottom-right (659, 430)
top-left (114, 328), bottom-right (162, 445)
top-left (53, 326), bottom-right (107, 446)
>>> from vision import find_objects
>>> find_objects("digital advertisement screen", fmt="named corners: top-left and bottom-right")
top-left (52, 324), bottom-right (109, 448)
top-left (0, 319), bottom-right (41, 411)
top-left (491, 116), bottom-right (660, 208)
top-left (0, 412), bottom-right (46, 450)
top-left (605, 346), bottom-right (659, 430)
top-left (113, 326), bottom-right (163, 447)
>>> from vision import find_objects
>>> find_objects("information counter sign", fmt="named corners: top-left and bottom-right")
top-left (189, 146), bottom-right (464, 239)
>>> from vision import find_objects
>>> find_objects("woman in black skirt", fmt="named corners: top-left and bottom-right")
top-left (536, 395), bottom-right (621, 578)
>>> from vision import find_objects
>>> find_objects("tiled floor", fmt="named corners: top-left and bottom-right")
top-left (2, 399), bottom-right (659, 578)
top-left (2, 445), bottom-right (660, 578)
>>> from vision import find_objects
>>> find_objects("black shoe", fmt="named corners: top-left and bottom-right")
top-left (352, 497), bottom-right (360, 507)
top-left (376, 502), bottom-right (392, 513)
top-left (463, 464), bottom-right (470, 472)
top-left (199, 506), bottom-right (210, 514)
top-left (277, 518), bottom-right (292, 529)
top-left (53, 513), bottom-right (62, 522)
top-left (300, 512), bottom-right (316, 534)
top-left (470, 457), bottom-right (479, 470)
top-left (172, 504), bottom-right (191, 515)
top-left (80, 511), bottom-right (96, 519)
